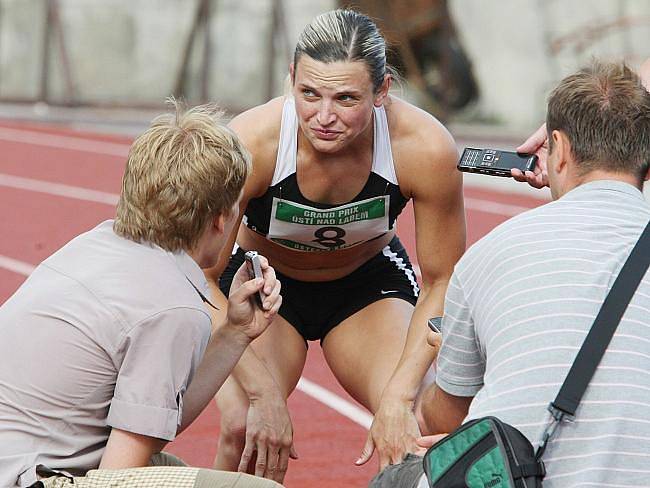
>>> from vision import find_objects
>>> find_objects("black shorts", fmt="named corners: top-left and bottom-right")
top-left (219, 236), bottom-right (419, 342)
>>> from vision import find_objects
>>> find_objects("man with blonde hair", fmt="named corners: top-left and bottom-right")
top-left (0, 102), bottom-right (283, 488)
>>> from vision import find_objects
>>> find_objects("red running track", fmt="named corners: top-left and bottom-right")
top-left (0, 121), bottom-right (549, 487)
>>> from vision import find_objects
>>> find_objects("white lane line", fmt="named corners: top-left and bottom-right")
top-left (1, 173), bottom-right (536, 218)
top-left (0, 173), bottom-right (119, 206)
top-left (0, 127), bottom-right (543, 216)
top-left (0, 255), bottom-right (35, 276)
top-left (0, 126), bottom-right (130, 157)
top-left (297, 377), bottom-right (373, 429)
top-left (0, 255), bottom-right (374, 430)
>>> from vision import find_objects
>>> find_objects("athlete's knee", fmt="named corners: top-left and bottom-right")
top-left (219, 409), bottom-right (248, 446)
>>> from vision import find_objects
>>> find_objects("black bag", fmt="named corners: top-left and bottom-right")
top-left (422, 221), bottom-right (650, 488)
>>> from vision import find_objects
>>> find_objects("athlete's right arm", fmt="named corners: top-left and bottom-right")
top-left (203, 98), bottom-right (297, 483)
top-left (206, 99), bottom-right (282, 279)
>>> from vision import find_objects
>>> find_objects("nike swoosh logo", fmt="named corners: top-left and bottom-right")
top-left (380, 290), bottom-right (399, 295)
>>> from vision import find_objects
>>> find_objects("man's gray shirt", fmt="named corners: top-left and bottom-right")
top-left (0, 221), bottom-right (212, 487)
top-left (434, 181), bottom-right (650, 487)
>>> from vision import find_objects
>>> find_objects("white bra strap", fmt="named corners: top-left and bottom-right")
top-left (272, 97), bottom-right (298, 186)
top-left (371, 104), bottom-right (398, 185)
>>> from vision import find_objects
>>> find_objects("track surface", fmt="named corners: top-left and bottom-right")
top-left (0, 121), bottom-right (549, 487)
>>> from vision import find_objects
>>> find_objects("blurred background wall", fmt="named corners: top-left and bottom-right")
top-left (451, 0), bottom-right (650, 129)
top-left (1, 0), bottom-right (649, 128)
top-left (0, 0), bottom-right (335, 111)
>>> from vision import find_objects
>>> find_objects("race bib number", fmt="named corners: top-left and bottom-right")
top-left (268, 196), bottom-right (389, 251)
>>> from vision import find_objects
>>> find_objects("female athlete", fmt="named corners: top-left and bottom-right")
top-left (205, 9), bottom-right (466, 483)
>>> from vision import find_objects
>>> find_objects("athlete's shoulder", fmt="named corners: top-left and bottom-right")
top-left (228, 97), bottom-right (288, 197)
top-left (228, 96), bottom-right (286, 159)
top-left (385, 95), bottom-right (457, 171)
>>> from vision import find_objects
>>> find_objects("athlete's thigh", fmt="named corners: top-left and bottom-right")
top-left (214, 250), bottom-right (307, 395)
top-left (248, 314), bottom-right (308, 396)
top-left (217, 313), bottom-right (307, 409)
top-left (321, 298), bottom-right (413, 413)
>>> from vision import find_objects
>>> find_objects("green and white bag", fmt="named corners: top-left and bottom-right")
top-left (422, 417), bottom-right (544, 487)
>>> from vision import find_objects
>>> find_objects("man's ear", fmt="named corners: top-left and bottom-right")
top-left (214, 214), bottom-right (226, 235)
top-left (550, 129), bottom-right (570, 175)
top-left (374, 74), bottom-right (392, 107)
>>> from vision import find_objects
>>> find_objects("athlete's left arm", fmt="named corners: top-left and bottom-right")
top-left (358, 111), bottom-right (466, 469)
top-left (387, 115), bottom-right (466, 403)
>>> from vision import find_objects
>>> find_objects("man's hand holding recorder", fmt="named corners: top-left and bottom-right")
top-left (225, 251), bottom-right (281, 343)
top-left (456, 125), bottom-right (549, 188)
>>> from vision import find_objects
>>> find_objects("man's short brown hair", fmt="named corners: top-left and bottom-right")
top-left (547, 60), bottom-right (650, 179)
top-left (114, 100), bottom-right (250, 252)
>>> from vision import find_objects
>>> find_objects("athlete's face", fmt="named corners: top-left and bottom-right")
top-left (292, 56), bottom-right (387, 154)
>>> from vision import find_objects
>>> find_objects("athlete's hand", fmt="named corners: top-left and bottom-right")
top-left (511, 123), bottom-right (549, 189)
top-left (226, 254), bottom-right (282, 341)
top-left (238, 393), bottom-right (298, 483)
top-left (356, 399), bottom-right (420, 471)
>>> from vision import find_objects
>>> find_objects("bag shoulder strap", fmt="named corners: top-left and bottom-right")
top-left (536, 220), bottom-right (650, 461)
top-left (550, 220), bottom-right (650, 417)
